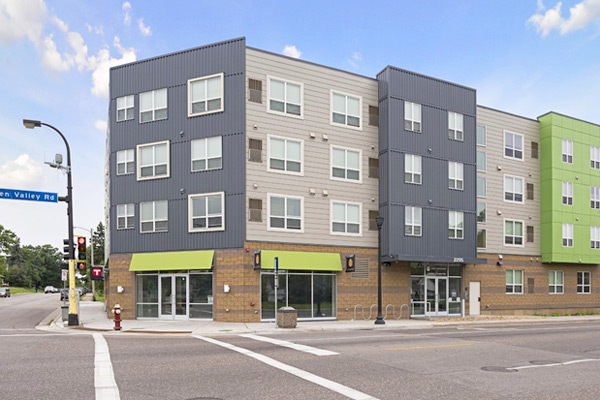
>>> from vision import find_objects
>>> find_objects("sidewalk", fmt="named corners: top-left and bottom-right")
top-left (39, 299), bottom-right (600, 336)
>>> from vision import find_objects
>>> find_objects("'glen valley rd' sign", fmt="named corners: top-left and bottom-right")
top-left (0, 188), bottom-right (58, 203)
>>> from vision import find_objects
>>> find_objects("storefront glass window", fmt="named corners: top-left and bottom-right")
top-left (189, 273), bottom-right (213, 319)
top-left (137, 274), bottom-right (159, 318)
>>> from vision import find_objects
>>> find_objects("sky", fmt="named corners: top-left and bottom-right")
top-left (0, 0), bottom-right (599, 251)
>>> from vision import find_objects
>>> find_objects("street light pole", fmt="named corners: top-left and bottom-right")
top-left (23, 119), bottom-right (78, 326)
top-left (375, 215), bottom-right (385, 325)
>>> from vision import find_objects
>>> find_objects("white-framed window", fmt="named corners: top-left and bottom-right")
top-left (405, 154), bottom-right (422, 184)
top-left (476, 125), bottom-right (486, 146)
top-left (504, 175), bottom-right (524, 203)
top-left (562, 139), bottom-right (573, 164)
top-left (116, 95), bottom-right (134, 122)
top-left (139, 88), bottom-right (167, 123)
top-left (477, 151), bottom-right (486, 172)
top-left (591, 146), bottom-right (600, 169)
top-left (188, 192), bottom-right (224, 232)
top-left (506, 269), bottom-right (523, 294)
top-left (188, 73), bottom-right (224, 116)
top-left (477, 229), bottom-right (486, 249)
top-left (504, 131), bottom-right (524, 160)
top-left (549, 270), bottom-right (564, 294)
top-left (477, 176), bottom-right (487, 198)
top-left (116, 149), bottom-right (134, 175)
top-left (577, 271), bottom-right (591, 294)
top-left (140, 200), bottom-right (168, 233)
top-left (116, 203), bottom-right (134, 230)
top-left (477, 202), bottom-right (486, 223)
top-left (404, 101), bottom-right (421, 132)
top-left (191, 136), bottom-right (222, 172)
top-left (137, 141), bottom-right (169, 180)
top-left (331, 91), bottom-right (361, 129)
top-left (268, 77), bottom-right (302, 117)
top-left (591, 226), bottom-right (600, 249)
top-left (562, 223), bottom-right (573, 247)
top-left (448, 211), bottom-right (464, 239)
top-left (448, 111), bottom-right (463, 141)
top-left (405, 206), bottom-right (422, 236)
top-left (331, 201), bottom-right (361, 236)
top-left (562, 181), bottom-right (573, 206)
top-left (591, 186), bottom-right (600, 209)
top-left (331, 146), bottom-right (361, 182)
top-left (268, 194), bottom-right (302, 232)
top-left (504, 220), bottom-right (524, 246)
top-left (448, 161), bottom-right (464, 190)
top-left (268, 136), bottom-right (302, 175)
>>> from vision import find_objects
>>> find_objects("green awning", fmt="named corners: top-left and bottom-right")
top-left (129, 250), bottom-right (214, 272)
top-left (260, 250), bottom-right (342, 271)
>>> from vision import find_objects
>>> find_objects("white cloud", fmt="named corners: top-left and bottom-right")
top-left (94, 119), bottom-right (107, 132)
top-left (348, 52), bottom-right (362, 69)
top-left (0, 154), bottom-right (45, 188)
top-left (138, 18), bottom-right (151, 36)
top-left (53, 15), bottom-right (68, 33)
top-left (122, 1), bottom-right (132, 25)
top-left (282, 45), bottom-right (301, 58)
top-left (0, 0), bottom-right (47, 44)
top-left (88, 37), bottom-right (136, 98)
top-left (40, 33), bottom-right (71, 72)
top-left (86, 23), bottom-right (104, 35)
top-left (352, 52), bottom-right (362, 61)
top-left (529, 0), bottom-right (600, 36)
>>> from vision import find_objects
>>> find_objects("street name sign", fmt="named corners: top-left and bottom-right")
top-left (0, 188), bottom-right (58, 203)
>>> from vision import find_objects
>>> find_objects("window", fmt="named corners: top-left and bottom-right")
top-left (591, 146), bottom-right (600, 169)
top-left (531, 142), bottom-right (539, 159)
top-left (477, 203), bottom-right (486, 223)
top-left (188, 73), bottom-right (224, 116)
top-left (549, 271), bottom-right (564, 294)
top-left (248, 78), bottom-right (262, 103)
top-left (405, 206), bottom-right (422, 236)
top-left (116, 204), bottom-right (134, 230)
top-left (505, 220), bottom-right (523, 246)
top-left (448, 211), bottom-right (464, 239)
top-left (562, 181), bottom-right (573, 205)
top-left (477, 229), bottom-right (486, 249)
top-left (191, 136), bottom-right (222, 172)
top-left (331, 201), bottom-right (361, 235)
top-left (504, 131), bottom-right (523, 160)
top-left (447, 112), bottom-right (463, 141)
top-left (577, 271), bottom-right (591, 294)
top-left (591, 226), bottom-right (600, 249)
top-left (140, 200), bottom-right (168, 233)
top-left (477, 151), bottom-right (486, 172)
top-left (562, 139), bottom-right (573, 164)
top-left (116, 95), bottom-right (134, 122)
top-left (504, 176), bottom-right (524, 203)
top-left (562, 223), bottom-right (573, 247)
top-left (477, 177), bottom-right (487, 198)
top-left (249, 199), bottom-right (262, 222)
top-left (331, 91), bottom-right (361, 128)
top-left (137, 141), bottom-right (169, 180)
top-left (269, 195), bottom-right (302, 231)
top-left (269, 136), bottom-right (302, 174)
top-left (527, 225), bottom-right (534, 242)
top-left (268, 77), bottom-right (302, 117)
top-left (188, 192), bottom-right (224, 232)
top-left (591, 186), bottom-right (600, 209)
top-left (476, 125), bottom-right (486, 146)
top-left (368, 158), bottom-right (379, 179)
top-left (527, 183), bottom-right (534, 201)
top-left (249, 139), bottom-right (262, 163)
top-left (140, 88), bottom-right (167, 122)
top-left (404, 101), bottom-right (421, 132)
top-left (331, 147), bottom-right (361, 182)
top-left (116, 149), bottom-right (134, 175)
top-left (368, 210), bottom-right (379, 231)
top-left (506, 269), bottom-right (523, 294)
top-left (405, 154), bottom-right (422, 184)
top-left (369, 106), bottom-right (379, 127)
top-left (448, 161), bottom-right (464, 190)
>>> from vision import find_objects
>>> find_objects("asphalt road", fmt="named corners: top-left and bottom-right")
top-left (2, 294), bottom-right (600, 400)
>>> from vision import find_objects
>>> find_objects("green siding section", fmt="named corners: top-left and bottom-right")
top-left (539, 113), bottom-right (600, 263)
top-left (130, 250), bottom-right (214, 271)
top-left (260, 250), bottom-right (342, 271)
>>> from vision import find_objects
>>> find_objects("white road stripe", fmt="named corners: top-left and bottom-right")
top-left (194, 335), bottom-right (378, 400)
top-left (240, 334), bottom-right (339, 356)
top-left (93, 333), bottom-right (120, 400)
top-left (0, 333), bottom-right (68, 337)
top-left (509, 359), bottom-right (600, 371)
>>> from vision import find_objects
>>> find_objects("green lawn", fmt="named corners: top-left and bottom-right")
top-left (7, 287), bottom-right (38, 294)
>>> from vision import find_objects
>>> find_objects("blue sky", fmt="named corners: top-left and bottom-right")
top-left (1, 0), bottom-right (599, 250)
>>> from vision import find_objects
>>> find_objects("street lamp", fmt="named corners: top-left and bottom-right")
top-left (375, 215), bottom-right (385, 325)
top-left (23, 119), bottom-right (78, 326)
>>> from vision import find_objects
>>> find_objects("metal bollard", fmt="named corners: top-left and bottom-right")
top-left (112, 304), bottom-right (122, 331)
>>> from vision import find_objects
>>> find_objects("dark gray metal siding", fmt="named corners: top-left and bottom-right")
top-left (377, 66), bottom-right (477, 263)
top-left (108, 38), bottom-right (246, 254)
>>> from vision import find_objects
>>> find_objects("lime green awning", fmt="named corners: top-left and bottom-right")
top-left (260, 250), bottom-right (342, 271)
top-left (129, 250), bottom-right (214, 272)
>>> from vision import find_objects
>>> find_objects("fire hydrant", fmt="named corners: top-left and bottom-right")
top-left (112, 304), bottom-right (122, 331)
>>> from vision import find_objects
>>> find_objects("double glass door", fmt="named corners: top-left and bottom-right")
top-left (425, 277), bottom-right (447, 316)
top-left (160, 274), bottom-right (187, 320)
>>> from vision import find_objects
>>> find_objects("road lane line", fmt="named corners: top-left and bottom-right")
top-left (194, 335), bottom-right (378, 400)
top-left (508, 359), bottom-right (600, 371)
top-left (93, 333), bottom-right (120, 400)
top-left (387, 343), bottom-right (472, 351)
top-left (240, 334), bottom-right (339, 356)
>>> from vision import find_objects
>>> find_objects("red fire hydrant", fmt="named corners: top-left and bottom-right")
top-left (113, 304), bottom-right (122, 331)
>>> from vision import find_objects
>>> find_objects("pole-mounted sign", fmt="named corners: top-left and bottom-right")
top-left (0, 188), bottom-right (58, 203)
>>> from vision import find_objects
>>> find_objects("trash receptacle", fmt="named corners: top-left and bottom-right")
top-left (277, 307), bottom-right (297, 328)
top-left (61, 304), bottom-right (69, 321)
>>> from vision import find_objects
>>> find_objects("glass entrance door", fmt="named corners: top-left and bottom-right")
top-left (159, 274), bottom-right (188, 320)
top-left (425, 277), bottom-right (448, 316)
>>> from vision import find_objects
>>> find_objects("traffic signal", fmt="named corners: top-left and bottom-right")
top-left (77, 237), bottom-right (86, 271)
top-left (253, 251), bottom-right (261, 270)
top-left (63, 238), bottom-right (73, 260)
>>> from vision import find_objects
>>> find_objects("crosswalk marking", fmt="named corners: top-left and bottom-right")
top-left (93, 333), bottom-right (120, 400)
top-left (240, 334), bottom-right (339, 356)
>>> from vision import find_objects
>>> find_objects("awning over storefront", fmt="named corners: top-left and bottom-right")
top-left (129, 250), bottom-right (214, 272)
top-left (260, 250), bottom-right (342, 271)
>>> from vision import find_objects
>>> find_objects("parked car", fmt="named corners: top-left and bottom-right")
top-left (44, 286), bottom-right (58, 294)
top-left (0, 288), bottom-right (10, 298)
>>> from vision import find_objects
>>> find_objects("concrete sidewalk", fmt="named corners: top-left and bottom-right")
top-left (38, 300), bottom-right (600, 336)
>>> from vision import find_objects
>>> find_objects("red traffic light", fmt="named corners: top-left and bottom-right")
top-left (77, 262), bottom-right (86, 270)
top-left (77, 237), bottom-right (86, 246)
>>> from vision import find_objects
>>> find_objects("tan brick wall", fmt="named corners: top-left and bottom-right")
top-left (105, 253), bottom-right (135, 319)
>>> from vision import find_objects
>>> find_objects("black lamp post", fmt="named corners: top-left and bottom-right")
top-left (23, 119), bottom-right (78, 326)
top-left (375, 215), bottom-right (385, 325)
